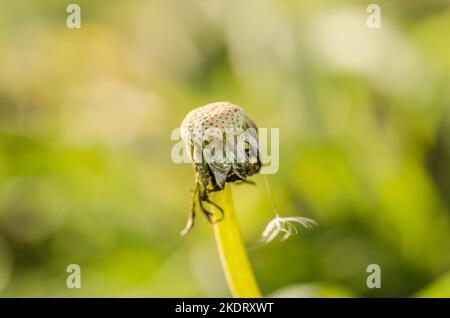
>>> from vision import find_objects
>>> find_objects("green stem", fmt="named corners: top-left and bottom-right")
top-left (209, 184), bottom-right (262, 298)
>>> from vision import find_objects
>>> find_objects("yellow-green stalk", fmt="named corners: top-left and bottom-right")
top-left (209, 185), bottom-right (262, 298)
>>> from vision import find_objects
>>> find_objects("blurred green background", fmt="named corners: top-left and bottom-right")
top-left (0, 0), bottom-right (450, 297)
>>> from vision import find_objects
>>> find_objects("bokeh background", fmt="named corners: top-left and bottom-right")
top-left (0, 0), bottom-right (450, 297)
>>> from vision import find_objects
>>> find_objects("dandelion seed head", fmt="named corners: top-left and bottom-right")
top-left (180, 101), bottom-right (261, 190)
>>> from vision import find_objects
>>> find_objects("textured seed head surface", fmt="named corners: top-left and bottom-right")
top-left (180, 101), bottom-right (261, 189)
top-left (180, 101), bottom-right (246, 145)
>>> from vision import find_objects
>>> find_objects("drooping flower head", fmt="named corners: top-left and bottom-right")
top-left (180, 101), bottom-right (261, 190)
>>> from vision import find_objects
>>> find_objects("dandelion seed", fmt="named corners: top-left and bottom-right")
top-left (261, 216), bottom-right (318, 244)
